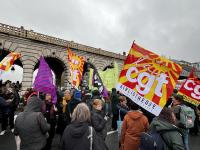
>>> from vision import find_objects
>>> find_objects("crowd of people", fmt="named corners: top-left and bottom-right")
top-left (0, 80), bottom-right (200, 150)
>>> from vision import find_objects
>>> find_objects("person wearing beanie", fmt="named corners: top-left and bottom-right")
top-left (68, 90), bottom-right (81, 115)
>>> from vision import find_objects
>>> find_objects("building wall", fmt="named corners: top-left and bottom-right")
top-left (0, 23), bottom-right (125, 90)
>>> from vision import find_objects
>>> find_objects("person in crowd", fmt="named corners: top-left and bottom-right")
top-left (91, 99), bottom-right (109, 150)
top-left (61, 103), bottom-right (100, 150)
top-left (86, 89), bottom-right (101, 111)
top-left (165, 89), bottom-right (178, 108)
top-left (149, 107), bottom-right (184, 150)
top-left (42, 93), bottom-right (57, 150)
top-left (190, 105), bottom-right (199, 135)
top-left (57, 89), bottom-right (71, 137)
top-left (68, 89), bottom-right (82, 115)
top-left (0, 80), bottom-right (19, 135)
top-left (111, 88), bottom-right (119, 130)
top-left (197, 105), bottom-right (200, 125)
top-left (120, 101), bottom-right (149, 150)
top-left (117, 96), bottom-right (129, 121)
top-left (104, 91), bottom-right (111, 117)
top-left (171, 94), bottom-right (191, 150)
top-left (14, 95), bottom-right (50, 150)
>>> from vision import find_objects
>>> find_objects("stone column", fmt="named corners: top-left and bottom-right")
top-left (21, 59), bottom-right (35, 91)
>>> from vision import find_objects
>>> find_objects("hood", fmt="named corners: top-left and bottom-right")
top-left (25, 96), bottom-right (44, 112)
top-left (127, 110), bottom-right (143, 120)
top-left (74, 90), bottom-right (82, 101)
top-left (69, 122), bottom-right (88, 138)
top-left (151, 117), bottom-right (178, 131)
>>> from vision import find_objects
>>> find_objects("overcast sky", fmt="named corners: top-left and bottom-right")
top-left (0, 0), bottom-right (200, 62)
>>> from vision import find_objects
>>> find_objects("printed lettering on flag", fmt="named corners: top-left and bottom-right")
top-left (178, 71), bottom-right (200, 106)
top-left (0, 52), bottom-right (21, 71)
top-left (67, 49), bottom-right (85, 88)
top-left (116, 43), bottom-right (182, 116)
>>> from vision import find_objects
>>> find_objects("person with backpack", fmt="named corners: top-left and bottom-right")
top-left (172, 94), bottom-right (195, 150)
top-left (120, 101), bottom-right (149, 150)
top-left (140, 107), bottom-right (184, 150)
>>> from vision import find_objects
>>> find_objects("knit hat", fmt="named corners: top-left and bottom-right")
top-left (74, 90), bottom-right (82, 101)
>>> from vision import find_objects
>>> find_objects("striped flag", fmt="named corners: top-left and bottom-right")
top-left (33, 56), bottom-right (57, 104)
top-left (0, 52), bottom-right (21, 71)
top-left (67, 49), bottom-right (85, 88)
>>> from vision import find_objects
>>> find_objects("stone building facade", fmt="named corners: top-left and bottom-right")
top-left (0, 23), bottom-right (125, 91)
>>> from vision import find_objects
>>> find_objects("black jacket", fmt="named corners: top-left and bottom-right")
top-left (91, 109), bottom-right (107, 139)
top-left (14, 96), bottom-right (50, 150)
top-left (61, 121), bottom-right (100, 150)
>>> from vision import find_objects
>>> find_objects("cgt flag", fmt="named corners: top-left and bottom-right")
top-left (178, 70), bottom-right (200, 106)
top-left (116, 42), bottom-right (182, 116)
top-left (0, 52), bottom-right (21, 71)
top-left (67, 49), bottom-right (85, 88)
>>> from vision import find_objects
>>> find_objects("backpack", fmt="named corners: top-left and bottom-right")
top-left (139, 128), bottom-right (172, 150)
top-left (179, 105), bottom-right (196, 128)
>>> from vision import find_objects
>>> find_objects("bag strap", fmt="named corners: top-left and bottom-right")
top-left (118, 109), bottom-right (121, 121)
top-left (88, 126), bottom-right (93, 150)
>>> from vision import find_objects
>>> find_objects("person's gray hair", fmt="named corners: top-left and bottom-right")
top-left (71, 103), bottom-right (91, 123)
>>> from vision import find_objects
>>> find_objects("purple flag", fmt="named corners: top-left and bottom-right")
top-left (92, 69), bottom-right (108, 98)
top-left (33, 56), bottom-right (57, 104)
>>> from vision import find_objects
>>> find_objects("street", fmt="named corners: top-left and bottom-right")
top-left (0, 126), bottom-right (199, 150)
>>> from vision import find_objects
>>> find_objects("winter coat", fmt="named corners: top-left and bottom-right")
top-left (91, 109), bottom-right (107, 140)
top-left (14, 96), bottom-right (50, 150)
top-left (149, 117), bottom-right (184, 150)
top-left (120, 110), bottom-right (149, 150)
top-left (61, 121), bottom-right (100, 150)
top-left (116, 104), bottom-right (129, 121)
top-left (68, 97), bottom-right (81, 114)
top-left (111, 92), bottom-right (119, 114)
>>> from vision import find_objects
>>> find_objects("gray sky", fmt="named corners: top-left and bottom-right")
top-left (0, 0), bottom-right (200, 62)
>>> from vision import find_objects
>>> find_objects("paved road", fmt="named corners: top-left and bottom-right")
top-left (0, 119), bottom-right (199, 150)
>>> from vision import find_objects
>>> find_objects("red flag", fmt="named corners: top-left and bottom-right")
top-left (178, 69), bottom-right (200, 106)
top-left (0, 52), bottom-right (21, 71)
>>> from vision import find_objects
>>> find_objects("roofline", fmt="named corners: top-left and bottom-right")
top-left (0, 23), bottom-right (126, 60)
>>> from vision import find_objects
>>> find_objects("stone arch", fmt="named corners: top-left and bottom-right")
top-left (33, 56), bottom-right (69, 88)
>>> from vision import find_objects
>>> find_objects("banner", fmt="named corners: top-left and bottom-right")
top-left (67, 49), bottom-right (85, 88)
top-left (99, 62), bottom-right (119, 91)
top-left (0, 52), bottom-right (21, 71)
top-left (33, 56), bottom-right (57, 104)
top-left (178, 70), bottom-right (200, 106)
top-left (89, 68), bottom-right (109, 98)
top-left (116, 42), bottom-right (182, 116)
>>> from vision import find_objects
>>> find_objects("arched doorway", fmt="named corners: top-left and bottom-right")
top-left (33, 57), bottom-right (66, 88)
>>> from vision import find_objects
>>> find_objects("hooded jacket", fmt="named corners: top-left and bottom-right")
top-left (91, 109), bottom-right (107, 139)
top-left (121, 110), bottom-right (149, 150)
top-left (149, 117), bottom-right (184, 150)
top-left (14, 96), bottom-right (50, 150)
top-left (61, 121), bottom-right (100, 150)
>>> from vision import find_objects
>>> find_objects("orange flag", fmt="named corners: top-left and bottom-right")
top-left (0, 52), bottom-right (21, 71)
top-left (67, 49), bottom-right (85, 88)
